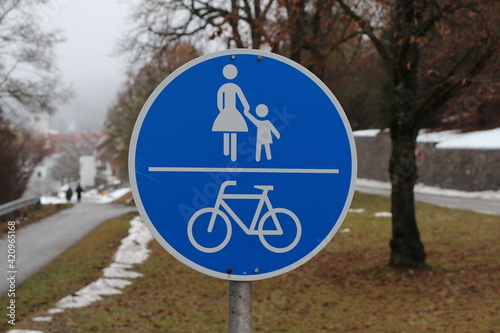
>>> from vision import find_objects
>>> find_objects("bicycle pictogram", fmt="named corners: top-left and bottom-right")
top-left (187, 180), bottom-right (302, 253)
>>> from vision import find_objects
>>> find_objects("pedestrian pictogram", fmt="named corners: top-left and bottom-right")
top-left (129, 49), bottom-right (357, 281)
top-left (213, 64), bottom-right (281, 161)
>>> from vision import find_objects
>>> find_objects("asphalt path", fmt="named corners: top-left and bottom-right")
top-left (356, 184), bottom-right (500, 216)
top-left (0, 199), bottom-right (137, 295)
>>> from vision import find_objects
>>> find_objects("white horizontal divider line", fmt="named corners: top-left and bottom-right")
top-left (148, 167), bottom-right (339, 174)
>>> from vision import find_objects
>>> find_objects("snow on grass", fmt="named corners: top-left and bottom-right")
top-left (112, 216), bottom-right (152, 265)
top-left (374, 212), bottom-right (392, 218)
top-left (52, 216), bottom-right (151, 312)
top-left (103, 263), bottom-right (144, 279)
top-left (55, 278), bottom-right (132, 309)
top-left (352, 129), bottom-right (385, 137)
top-left (31, 317), bottom-right (52, 322)
top-left (13, 216), bottom-right (153, 332)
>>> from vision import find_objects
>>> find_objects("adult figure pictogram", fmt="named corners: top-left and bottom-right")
top-left (212, 64), bottom-right (249, 161)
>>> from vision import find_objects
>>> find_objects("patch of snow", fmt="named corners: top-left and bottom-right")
top-left (32, 317), bottom-right (52, 322)
top-left (113, 216), bottom-right (153, 265)
top-left (354, 127), bottom-right (500, 150)
top-left (353, 129), bottom-right (382, 137)
top-left (417, 128), bottom-right (500, 149)
top-left (40, 196), bottom-right (67, 205)
top-left (103, 263), bottom-right (143, 279)
top-left (339, 228), bottom-right (351, 233)
top-left (28, 216), bottom-right (153, 327)
top-left (41, 187), bottom-right (131, 205)
top-left (349, 208), bottom-right (365, 213)
top-left (434, 128), bottom-right (500, 149)
top-left (374, 212), bottom-right (392, 217)
top-left (7, 330), bottom-right (45, 333)
top-left (416, 129), bottom-right (459, 143)
top-left (56, 278), bottom-right (131, 309)
top-left (356, 178), bottom-right (391, 190)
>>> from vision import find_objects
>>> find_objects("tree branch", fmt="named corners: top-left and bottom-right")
top-left (334, 0), bottom-right (393, 67)
top-left (415, 39), bottom-right (499, 126)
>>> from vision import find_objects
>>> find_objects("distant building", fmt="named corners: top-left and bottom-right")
top-left (94, 134), bottom-right (121, 183)
top-left (26, 130), bottom-right (109, 196)
top-left (30, 112), bottom-right (50, 137)
top-left (27, 156), bottom-right (60, 197)
top-left (79, 155), bottom-right (97, 188)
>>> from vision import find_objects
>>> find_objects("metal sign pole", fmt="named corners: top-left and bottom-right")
top-left (229, 281), bottom-right (252, 333)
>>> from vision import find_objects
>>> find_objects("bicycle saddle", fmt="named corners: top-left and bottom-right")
top-left (254, 185), bottom-right (274, 191)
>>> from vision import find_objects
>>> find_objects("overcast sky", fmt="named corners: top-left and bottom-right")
top-left (44, 0), bottom-right (132, 133)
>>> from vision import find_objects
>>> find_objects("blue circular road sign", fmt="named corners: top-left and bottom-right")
top-left (129, 49), bottom-right (356, 281)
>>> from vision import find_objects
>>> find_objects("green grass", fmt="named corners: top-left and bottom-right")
top-left (2, 192), bottom-right (499, 332)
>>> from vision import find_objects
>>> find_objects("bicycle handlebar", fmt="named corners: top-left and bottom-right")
top-left (221, 180), bottom-right (237, 188)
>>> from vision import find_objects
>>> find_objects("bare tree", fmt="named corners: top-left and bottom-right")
top-left (0, 114), bottom-right (49, 204)
top-left (120, 0), bottom-right (284, 69)
top-left (105, 43), bottom-right (200, 177)
top-left (0, 0), bottom-right (72, 202)
top-left (0, 0), bottom-right (71, 118)
top-left (121, 0), bottom-right (364, 91)
top-left (334, 0), bottom-right (499, 267)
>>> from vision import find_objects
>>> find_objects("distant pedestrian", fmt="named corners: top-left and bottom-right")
top-left (75, 184), bottom-right (84, 202)
top-left (65, 187), bottom-right (73, 203)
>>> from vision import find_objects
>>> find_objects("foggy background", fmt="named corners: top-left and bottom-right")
top-left (43, 0), bottom-right (132, 133)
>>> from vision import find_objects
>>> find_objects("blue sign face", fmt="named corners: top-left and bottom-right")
top-left (129, 50), bottom-right (356, 281)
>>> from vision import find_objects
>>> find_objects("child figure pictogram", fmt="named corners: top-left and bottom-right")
top-left (245, 104), bottom-right (281, 161)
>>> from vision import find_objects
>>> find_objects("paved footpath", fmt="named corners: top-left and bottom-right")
top-left (0, 200), bottom-right (137, 295)
top-left (356, 184), bottom-right (500, 216)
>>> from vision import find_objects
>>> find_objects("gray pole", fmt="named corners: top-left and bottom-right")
top-left (229, 281), bottom-right (252, 333)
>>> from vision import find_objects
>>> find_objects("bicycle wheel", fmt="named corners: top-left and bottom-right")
top-left (187, 208), bottom-right (232, 253)
top-left (258, 208), bottom-right (302, 253)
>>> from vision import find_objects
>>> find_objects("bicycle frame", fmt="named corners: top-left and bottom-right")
top-left (208, 181), bottom-right (282, 235)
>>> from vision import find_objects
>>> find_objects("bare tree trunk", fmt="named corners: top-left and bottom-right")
top-left (385, 0), bottom-right (426, 267)
top-left (388, 131), bottom-right (426, 267)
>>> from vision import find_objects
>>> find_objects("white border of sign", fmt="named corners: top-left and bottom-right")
top-left (129, 49), bottom-right (357, 281)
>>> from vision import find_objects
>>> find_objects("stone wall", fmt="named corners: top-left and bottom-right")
top-left (355, 135), bottom-right (500, 192)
